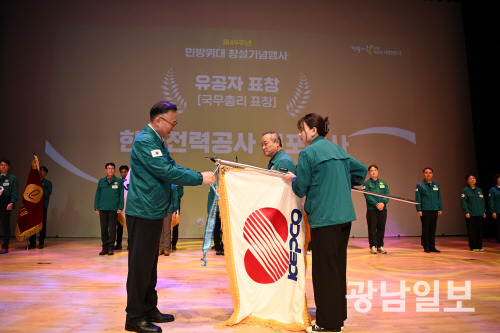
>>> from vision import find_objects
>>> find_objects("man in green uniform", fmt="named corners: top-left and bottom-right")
top-left (488, 174), bottom-right (500, 243)
top-left (363, 165), bottom-right (389, 254)
top-left (415, 167), bottom-right (443, 253)
top-left (261, 132), bottom-right (296, 174)
top-left (94, 162), bottom-right (124, 256)
top-left (29, 165), bottom-right (52, 249)
top-left (0, 159), bottom-right (18, 254)
top-left (124, 101), bottom-right (215, 333)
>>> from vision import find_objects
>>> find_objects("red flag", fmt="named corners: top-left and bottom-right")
top-left (15, 157), bottom-right (43, 240)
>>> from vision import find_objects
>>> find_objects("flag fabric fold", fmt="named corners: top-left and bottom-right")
top-left (201, 182), bottom-right (219, 266)
top-left (15, 158), bottom-right (43, 241)
top-left (217, 166), bottom-right (310, 331)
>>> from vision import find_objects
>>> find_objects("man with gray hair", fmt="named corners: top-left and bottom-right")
top-left (260, 132), bottom-right (296, 174)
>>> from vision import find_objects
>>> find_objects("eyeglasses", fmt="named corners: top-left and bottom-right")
top-left (159, 116), bottom-right (178, 128)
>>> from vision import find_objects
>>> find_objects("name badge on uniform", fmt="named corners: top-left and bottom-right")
top-left (433, 187), bottom-right (438, 191)
top-left (151, 149), bottom-right (163, 157)
top-left (479, 194), bottom-right (484, 198)
top-left (3, 182), bottom-right (9, 187)
top-left (112, 185), bottom-right (118, 189)
top-left (379, 184), bottom-right (385, 188)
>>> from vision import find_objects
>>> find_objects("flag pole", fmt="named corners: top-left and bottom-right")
top-left (206, 157), bottom-right (284, 176)
top-left (206, 157), bottom-right (419, 205)
top-left (351, 187), bottom-right (419, 205)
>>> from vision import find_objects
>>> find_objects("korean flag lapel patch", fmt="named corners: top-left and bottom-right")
top-left (151, 149), bottom-right (163, 157)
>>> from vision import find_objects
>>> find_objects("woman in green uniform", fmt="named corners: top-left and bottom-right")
top-left (461, 173), bottom-right (486, 252)
top-left (284, 113), bottom-right (367, 333)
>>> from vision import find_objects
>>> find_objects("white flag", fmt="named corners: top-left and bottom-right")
top-left (218, 168), bottom-right (310, 331)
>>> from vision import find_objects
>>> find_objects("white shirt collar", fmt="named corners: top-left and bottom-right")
top-left (148, 124), bottom-right (163, 142)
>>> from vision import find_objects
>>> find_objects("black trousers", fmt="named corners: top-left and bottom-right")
top-left (171, 224), bottom-right (178, 247)
top-left (497, 217), bottom-right (500, 243)
top-left (465, 216), bottom-right (483, 250)
top-left (213, 211), bottom-right (223, 251)
top-left (126, 214), bottom-right (163, 322)
top-left (310, 222), bottom-right (351, 329)
top-left (0, 207), bottom-right (11, 250)
top-left (420, 210), bottom-right (438, 250)
top-left (116, 223), bottom-right (123, 247)
top-left (99, 210), bottom-right (117, 251)
top-left (366, 209), bottom-right (387, 248)
top-left (30, 207), bottom-right (48, 246)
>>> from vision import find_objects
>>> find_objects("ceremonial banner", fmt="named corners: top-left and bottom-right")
top-left (15, 158), bottom-right (43, 240)
top-left (218, 167), bottom-right (310, 331)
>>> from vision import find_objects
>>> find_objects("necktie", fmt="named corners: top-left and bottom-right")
top-left (161, 141), bottom-right (166, 149)
top-left (0, 175), bottom-right (4, 181)
top-left (108, 177), bottom-right (112, 184)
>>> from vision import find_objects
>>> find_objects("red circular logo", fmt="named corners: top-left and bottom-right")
top-left (243, 207), bottom-right (289, 284)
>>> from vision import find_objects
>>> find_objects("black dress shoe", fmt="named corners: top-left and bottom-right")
top-left (125, 320), bottom-right (162, 333)
top-left (37, 243), bottom-right (44, 249)
top-left (115, 244), bottom-right (122, 250)
top-left (28, 244), bottom-right (36, 249)
top-left (424, 249), bottom-right (431, 253)
top-left (99, 249), bottom-right (107, 255)
top-left (108, 250), bottom-right (114, 255)
top-left (0, 248), bottom-right (8, 254)
top-left (147, 311), bottom-right (174, 323)
top-left (430, 248), bottom-right (441, 253)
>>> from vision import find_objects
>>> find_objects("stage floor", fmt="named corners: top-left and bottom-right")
top-left (0, 236), bottom-right (499, 333)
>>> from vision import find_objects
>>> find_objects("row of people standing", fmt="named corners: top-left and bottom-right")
top-left (363, 166), bottom-right (443, 254)
top-left (363, 166), bottom-right (500, 255)
top-left (94, 163), bottom-right (184, 256)
top-left (0, 160), bottom-right (53, 254)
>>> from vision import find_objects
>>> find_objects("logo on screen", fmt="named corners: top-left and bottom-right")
top-left (286, 72), bottom-right (311, 117)
top-left (243, 207), bottom-right (289, 284)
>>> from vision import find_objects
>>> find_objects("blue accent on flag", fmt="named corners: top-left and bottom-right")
top-left (201, 182), bottom-right (219, 266)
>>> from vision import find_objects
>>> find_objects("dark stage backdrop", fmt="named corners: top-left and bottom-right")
top-left (0, 0), bottom-right (475, 238)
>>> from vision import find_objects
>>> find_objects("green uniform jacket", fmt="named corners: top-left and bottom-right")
top-left (42, 178), bottom-right (53, 209)
top-left (489, 186), bottom-right (500, 214)
top-left (0, 173), bottom-right (18, 206)
top-left (167, 184), bottom-right (184, 213)
top-left (461, 185), bottom-right (486, 216)
top-left (126, 125), bottom-right (203, 220)
top-left (94, 175), bottom-right (124, 211)
top-left (415, 180), bottom-right (443, 211)
top-left (267, 149), bottom-right (297, 174)
top-left (291, 136), bottom-right (367, 228)
top-left (363, 178), bottom-right (389, 210)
